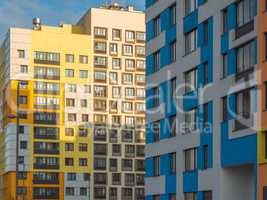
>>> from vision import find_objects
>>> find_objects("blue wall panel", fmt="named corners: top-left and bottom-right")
top-left (183, 171), bottom-right (198, 192)
top-left (183, 10), bottom-right (198, 33)
top-left (145, 157), bottom-right (155, 177)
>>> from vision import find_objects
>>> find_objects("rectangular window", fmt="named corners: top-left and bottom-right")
top-left (136, 46), bottom-right (145, 57)
top-left (34, 51), bottom-right (60, 65)
top-left (94, 41), bottom-right (107, 54)
top-left (236, 0), bottom-right (253, 27)
top-left (222, 96), bottom-right (228, 121)
top-left (65, 54), bottom-right (74, 63)
top-left (136, 32), bottom-right (146, 43)
top-left (185, 68), bottom-right (197, 93)
top-left (65, 69), bottom-right (74, 77)
top-left (203, 20), bottom-right (209, 45)
top-left (152, 87), bottom-right (160, 107)
top-left (20, 65), bottom-right (28, 73)
top-left (184, 192), bottom-right (196, 200)
top-left (125, 59), bottom-right (135, 71)
top-left (222, 53), bottom-right (228, 78)
top-left (153, 15), bottom-right (161, 37)
top-left (153, 51), bottom-right (160, 72)
top-left (123, 44), bottom-right (133, 56)
top-left (122, 73), bottom-right (133, 85)
top-left (79, 55), bottom-right (88, 64)
top-left (18, 49), bottom-right (25, 58)
top-left (136, 60), bottom-right (145, 70)
top-left (203, 191), bottom-right (212, 200)
top-left (236, 88), bottom-right (251, 119)
top-left (66, 98), bottom-right (75, 107)
top-left (185, 0), bottom-right (197, 16)
top-left (184, 148), bottom-right (196, 171)
top-left (185, 108), bottom-right (197, 133)
top-left (170, 115), bottom-right (176, 137)
top-left (171, 77), bottom-right (177, 99)
top-left (94, 27), bottom-right (107, 39)
top-left (112, 58), bottom-right (121, 69)
top-left (222, 9), bottom-right (228, 33)
top-left (112, 29), bottom-right (121, 41)
top-left (154, 156), bottom-right (160, 176)
top-left (170, 40), bottom-right (177, 63)
top-left (94, 85), bottom-right (107, 97)
top-left (125, 30), bottom-right (135, 42)
top-left (110, 43), bottom-right (118, 55)
top-left (203, 103), bottom-right (209, 126)
top-left (153, 195), bottom-right (161, 200)
top-left (170, 152), bottom-right (176, 174)
top-left (79, 70), bottom-right (88, 78)
top-left (94, 56), bottom-right (107, 67)
top-left (185, 29), bottom-right (197, 55)
top-left (203, 145), bottom-right (209, 169)
top-left (237, 41), bottom-right (254, 73)
top-left (203, 62), bottom-right (209, 85)
top-left (19, 96), bottom-right (27, 104)
top-left (170, 3), bottom-right (177, 26)
top-left (94, 71), bottom-right (106, 82)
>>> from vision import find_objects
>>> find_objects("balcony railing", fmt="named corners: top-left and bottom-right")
top-left (236, 20), bottom-right (254, 39)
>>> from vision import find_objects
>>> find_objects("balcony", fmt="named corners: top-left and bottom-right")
top-left (235, 67), bottom-right (254, 82)
top-left (233, 114), bottom-right (254, 132)
top-left (34, 59), bottom-right (60, 65)
top-left (235, 20), bottom-right (254, 39)
top-left (34, 148), bottom-right (59, 155)
top-left (34, 163), bottom-right (59, 170)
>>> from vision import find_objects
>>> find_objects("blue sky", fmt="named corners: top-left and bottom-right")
top-left (0, 0), bottom-right (145, 41)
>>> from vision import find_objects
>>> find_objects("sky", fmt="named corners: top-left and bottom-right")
top-left (0, 0), bottom-right (145, 42)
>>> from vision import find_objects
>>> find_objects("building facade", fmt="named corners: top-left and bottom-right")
top-left (145, 0), bottom-right (267, 200)
top-left (0, 4), bottom-right (145, 200)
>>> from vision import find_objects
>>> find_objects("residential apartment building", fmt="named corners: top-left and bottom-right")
top-left (0, 4), bottom-right (145, 200)
top-left (145, 0), bottom-right (267, 200)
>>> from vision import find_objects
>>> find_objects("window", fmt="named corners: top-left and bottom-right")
top-left (122, 130), bottom-right (133, 142)
top-left (80, 99), bottom-right (87, 108)
top-left (153, 15), bottom-right (161, 37)
top-left (84, 85), bottom-right (91, 93)
top-left (169, 115), bottom-right (176, 137)
top-left (136, 88), bottom-right (145, 99)
top-left (18, 172), bottom-right (27, 180)
top-left (79, 55), bottom-right (88, 64)
top-left (125, 59), bottom-right (135, 71)
top-left (136, 74), bottom-right (145, 85)
top-left (222, 9), bottom-right (228, 33)
top-left (112, 173), bottom-right (121, 185)
top-left (18, 49), bottom-right (25, 58)
top-left (125, 145), bottom-right (135, 157)
top-left (170, 40), bottom-right (176, 63)
top-left (125, 116), bottom-right (135, 127)
top-left (153, 195), bottom-right (160, 200)
top-left (153, 50), bottom-right (160, 72)
top-left (112, 58), bottom-right (121, 69)
top-left (112, 144), bottom-right (121, 156)
top-left (94, 100), bottom-right (106, 111)
top-left (236, 0), bottom-right (253, 27)
top-left (185, 108), bottom-right (197, 133)
top-left (80, 70), bottom-right (88, 78)
top-left (152, 87), bottom-right (160, 107)
top-left (80, 188), bottom-right (87, 196)
top-left (170, 77), bottom-right (176, 99)
top-left (170, 152), bottom-right (176, 174)
top-left (65, 128), bottom-right (74, 136)
top-left (112, 29), bottom-right (121, 40)
top-left (185, 29), bottom-right (197, 55)
top-left (65, 158), bottom-right (74, 166)
top-left (136, 32), bottom-right (146, 42)
top-left (65, 143), bottom-right (74, 151)
top-left (20, 65), bottom-right (28, 73)
top-left (79, 128), bottom-right (88, 137)
top-left (66, 187), bottom-right (75, 196)
top-left (122, 159), bottom-right (133, 171)
top-left (237, 41), bottom-right (254, 73)
top-left (203, 145), bottom-right (209, 169)
top-left (125, 88), bottom-right (135, 99)
top-left (109, 72), bottom-right (118, 84)
top-left (123, 44), bottom-right (133, 56)
top-left (136, 46), bottom-right (145, 57)
top-left (82, 114), bottom-right (89, 122)
top-left (136, 60), bottom-right (145, 70)
top-left (153, 121), bottom-right (160, 142)
top-left (203, 191), bottom-right (212, 200)
top-left (66, 54), bottom-right (74, 63)
top-left (203, 20), bottom-right (209, 45)
top-left (185, 68), bottom-right (197, 93)
top-left (94, 56), bottom-right (107, 67)
top-left (94, 85), bottom-right (107, 97)
top-left (66, 98), bottom-right (75, 107)
top-left (94, 158), bottom-right (106, 170)
top-left (94, 27), bottom-right (107, 39)
top-left (112, 87), bottom-right (121, 98)
top-left (110, 43), bottom-right (118, 55)
top-left (67, 173), bottom-right (76, 181)
top-left (154, 156), bottom-right (160, 176)
top-left (79, 158), bottom-right (87, 166)
top-left (94, 41), bottom-right (107, 53)
top-left (170, 4), bottom-right (177, 26)
top-left (94, 114), bottom-right (107, 124)
top-left (110, 101), bottom-right (118, 113)
top-left (136, 103), bottom-right (145, 113)
top-left (123, 73), bottom-right (133, 85)
top-left (221, 96), bottom-right (228, 121)
top-left (222, 54), bottom-right (228, 78)
top-left (66, 84), bottom-right (77, 92)
top-left (34, 51), bottom-right (60, 64)
top-left (125, 173), bottom-right (135, 186)
top-left (122, 188), bottom-right (133, 200)
top-left (236, 89), bottom-right (251, 119)
top-left (19, 96), bottom-right (27, 104)
top-left (126, 30), bottom-right (135, 42)
top-left (136, 174), bottom-right (145, 186)
top-left (169, 194), bottom-right (176, 200)
top-left (94, 187), bottom-right (106, 199)
top-left (20, 141), bottom-right (27, 149)
top-left (184, 148), bottom-right (196, 171)
top-left (203, 103), bottom-right (209, 126)
top-left (68, 113), bottom-right (76, 122)
top-left (185, 0), bottom-right (197, 16)
top-left (110, 158), bottom-right (118, 171)
top-left (94, 71), bottom-right (106, 82)
top-left (65, 69), bottom-right (74, 77)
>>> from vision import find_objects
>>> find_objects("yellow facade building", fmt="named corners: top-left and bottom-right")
top-left (0, 4), bottom-right (145, 200)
